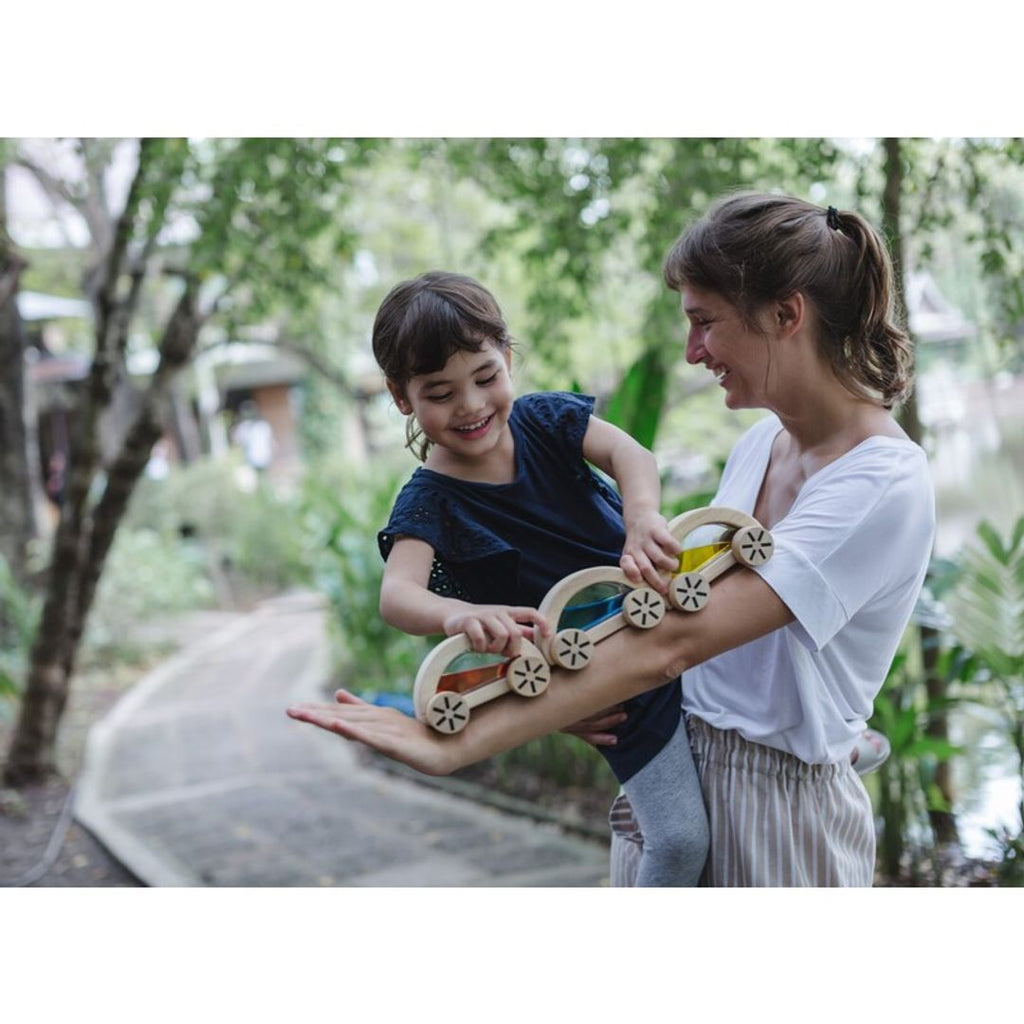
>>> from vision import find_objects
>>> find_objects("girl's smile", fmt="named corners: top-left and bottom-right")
top-left (452, 413), bottom-right (495, 439)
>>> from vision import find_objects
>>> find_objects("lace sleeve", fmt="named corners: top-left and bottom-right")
top-left (515, 391), bottom-right (595, 458)
top-left (378, 479), bottom-right (507, 600)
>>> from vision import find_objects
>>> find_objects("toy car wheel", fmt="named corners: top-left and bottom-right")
top-left (732, 525), bottom-right (774, 566)
top-left (425, 691), bottom-right (471, 734)
top-left (669, 571), bottom-right (710, 612)
top-left (550, 628), bottom-right (595, 671)
top-left (622, 587), bottom-right (666, 629)
top-left (507, 653), bottom-right (551, 697)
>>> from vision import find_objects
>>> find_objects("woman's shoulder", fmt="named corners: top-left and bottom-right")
top-left (839, 432), bottom-right (930, 481)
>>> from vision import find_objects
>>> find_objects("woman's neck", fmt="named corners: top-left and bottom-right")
top-left (770, 370), bottom-right (905, 461)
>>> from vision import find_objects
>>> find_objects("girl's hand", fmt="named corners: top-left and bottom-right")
top-left (287, 689), bottom-right (456, 776)
top-left (442, 605), bottom-right (551, 657)
top-left (620, 509), bottom-right (682, 593)
top-left (560, 705), bottom-right (628, 747)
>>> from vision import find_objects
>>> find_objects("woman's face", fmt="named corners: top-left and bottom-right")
top-left (680, 285), bottom-right (772, 411)
top-left (389, 339), bottom-right (515, 462)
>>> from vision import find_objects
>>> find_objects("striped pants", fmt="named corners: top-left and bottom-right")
top-left (610, 715), bottom-right (876, 887)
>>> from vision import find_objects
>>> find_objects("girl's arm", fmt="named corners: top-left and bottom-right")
top-left (581, 415), bottom-right (681, 590)
top-left (380, 536), bottom-right (548, 655)
top-left (289, 564), bottom-right (794, 775)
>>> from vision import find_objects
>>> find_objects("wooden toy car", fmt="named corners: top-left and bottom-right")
top-left (412, 634), bottom-right (551, 735)
top-left (536, 568), bottom-right (667, 671)
top-left (535, 506), bottom-right (773, 671)
top-left (664, 506), bottom-right (774, 613)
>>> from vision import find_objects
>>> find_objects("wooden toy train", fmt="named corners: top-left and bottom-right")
top-left (412, 507), bottom-right (774, 735)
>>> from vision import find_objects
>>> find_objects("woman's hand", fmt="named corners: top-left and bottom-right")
top-left (560, 705), bottom-right (628, 748)
top-left (287, 689), bottom-right (456, 776)
top-left (620, 509), bottom-right (682, 593)
top-left (442, 604), bottom-right (551, 657)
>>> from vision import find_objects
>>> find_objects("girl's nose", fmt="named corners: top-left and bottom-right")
top-left (457, 389), bottom-right (485, 415)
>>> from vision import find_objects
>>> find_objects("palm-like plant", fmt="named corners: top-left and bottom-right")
top-left (945, 517), bottom-right (1024, 881)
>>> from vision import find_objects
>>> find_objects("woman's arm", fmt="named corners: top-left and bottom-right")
top-left (289, 565), bottom-right (794, 774)
top-left (380, 535), bottom-right (548, 655)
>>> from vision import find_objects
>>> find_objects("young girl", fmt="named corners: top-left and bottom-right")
top-left (371, 270), bottom-right (709, 886)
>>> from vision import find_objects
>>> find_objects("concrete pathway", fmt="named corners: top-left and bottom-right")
top-left (75, 592), bottom-right (610, 886)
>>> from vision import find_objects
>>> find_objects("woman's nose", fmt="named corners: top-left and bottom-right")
top-left (685, 328), bottom-right (704, 365)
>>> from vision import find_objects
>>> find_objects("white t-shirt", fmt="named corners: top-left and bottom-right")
top-left (682, 415), bottom-right (935, 764)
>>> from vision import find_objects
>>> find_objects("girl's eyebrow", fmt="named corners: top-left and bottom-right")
top-left (420, 356), bottom-right (500, 388)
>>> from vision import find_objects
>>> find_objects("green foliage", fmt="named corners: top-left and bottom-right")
top-left (946, 517), bottom-right (1024, 677)
top-left (488, 731), bottom-right (618, 800)
top-left (0, 556), bottom-right (40, 710)
top-left (86, 528), bottom-right (216, 656)
top-left (603, 346), bottom-right (669, 449)
top-left (126, 458), bottom-right (315, 592)
top-left (870, 519), bottom-right (1024, 882)
top-left (945, 516), bottom-right (1024, 857)
top-left (870, 637), bottom-right (967, 883)
top-left (184, 138), bottom-right (375, 324)
top-left (301, 466), bottom-right (431, 695)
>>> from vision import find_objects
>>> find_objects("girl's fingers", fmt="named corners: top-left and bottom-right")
top-left (619, 553), bottom-right (642, 584)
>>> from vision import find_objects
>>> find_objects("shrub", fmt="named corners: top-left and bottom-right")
top-left (0, 556), bottom-right (40, 712)
top-left (301, 466), bottom-right (431, 695)
top-left (86, 528), bottom-right (217, 656)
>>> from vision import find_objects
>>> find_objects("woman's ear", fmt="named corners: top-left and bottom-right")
top-left (386, 379), bottom-right (413, 415)
top-left (775, 292), bottom-right (806, 338)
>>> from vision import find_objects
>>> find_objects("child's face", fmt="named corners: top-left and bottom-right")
top-left (389, 340), bottom-right (514, 461)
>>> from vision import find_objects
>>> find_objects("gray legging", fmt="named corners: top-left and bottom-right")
top-left (615, 716), bottom-right (709, 887)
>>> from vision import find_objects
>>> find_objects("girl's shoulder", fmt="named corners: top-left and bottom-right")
top-left (513, 391), bottom-right (596, 456)
top-left (379, 469), bottom-right (512, 563)
top-left (513, 390), bottom-right (596, 427)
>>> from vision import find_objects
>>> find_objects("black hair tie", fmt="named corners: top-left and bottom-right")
top-left (826, 206), bottom-right (841, 230)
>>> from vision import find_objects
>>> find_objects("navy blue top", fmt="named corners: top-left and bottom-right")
top-left (379, 391), bottom-right (681, 783)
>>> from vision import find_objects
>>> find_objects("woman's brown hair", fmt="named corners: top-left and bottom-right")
top-left (663, 192), bottom-right (914, 407)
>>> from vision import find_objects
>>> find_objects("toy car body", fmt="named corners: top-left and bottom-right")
top-left (664, 506), bottom-right (774, 612)
top-left (412, 634), bottom-right (551, 735)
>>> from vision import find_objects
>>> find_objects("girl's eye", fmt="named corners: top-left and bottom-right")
top-left (477, 372), bottom-right (500, 386)
top-left (426, 392), bottom-right (452, 403)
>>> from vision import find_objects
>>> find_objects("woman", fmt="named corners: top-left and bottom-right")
top-left (287, 192), bottom-right (935, 887)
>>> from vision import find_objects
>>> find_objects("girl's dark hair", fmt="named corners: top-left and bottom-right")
top-left (663, 192), bottom-right (914, 408)
top-left (372, 271), bottom-right (512, 459)
top-left (372, 271), bottom-right (511, 386)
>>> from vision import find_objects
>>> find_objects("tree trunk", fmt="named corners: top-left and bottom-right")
top-left (0, 186), bottom-right (36, 586)
top-left (882, 137), bottom-right (960, 849)
top-left (2, 141), bottom-right (165, 785)
top-left (3, 283), bottom-right (200, 784)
